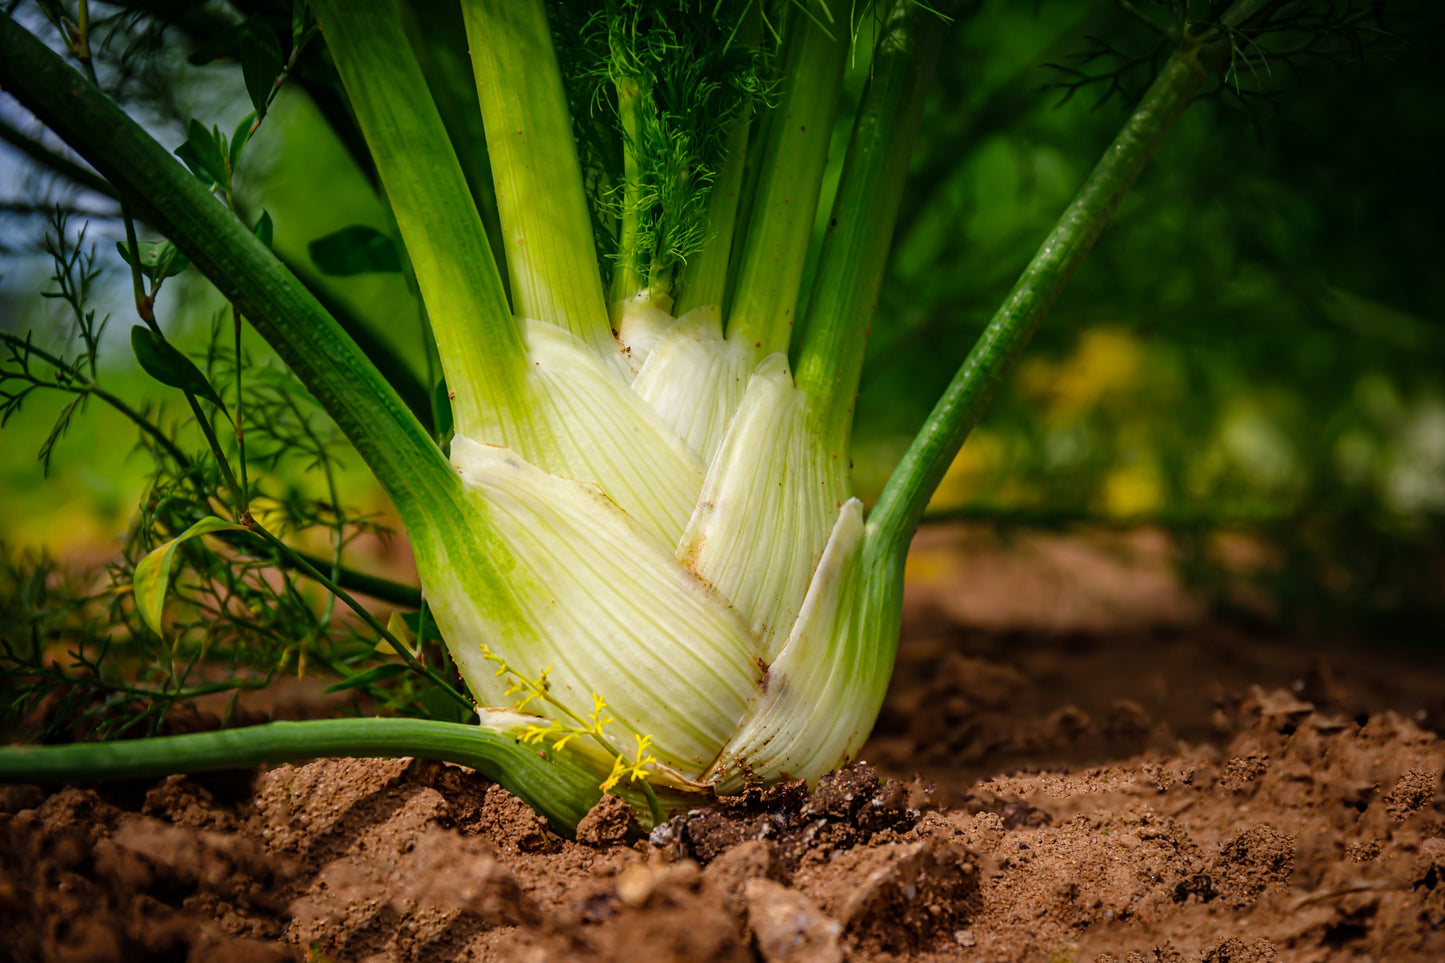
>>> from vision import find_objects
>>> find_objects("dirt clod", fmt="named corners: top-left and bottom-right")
top-left (576, 792), bottom-right (638, 847)
top-left (745, 877), bottom-right (842, 963)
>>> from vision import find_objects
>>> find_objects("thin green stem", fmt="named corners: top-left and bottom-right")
top-left (311, 0), bottom-right (530, 445)
top-left (461, 0), bottom-right (615, 353)
top-left (232, 305), bottom-right (248, 512)
top-left (72, 2), bottom-right (150, 328)
top-left (0, 14), bottom-right (462, 529)
top-left (0, 718), bottom-right (600, 833)
top-left (868, 32), bottom-right (1226, 563)
top-left (72, 4), bottom-right (242, 512)
top-left (725, 3), bottom-right (848, 356)
top-left (1, 331), bottom-right (191, 472)
top-left (181, 391), bottom-right (243, 509)
top-left (796, 1), bottom-right (945, 453)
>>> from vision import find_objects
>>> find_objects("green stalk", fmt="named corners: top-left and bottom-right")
top-left (310, 0), bottom-right (530, 445)
top-left (868, 33), bottom-right (1227, 562)
top-left (609, 76), bottom-right (648, 304)
top-left (461, 0), bottom-right (614, 353)
top-left (726, 4), bottom-right (849, 356)
top-left (0, 14), bottom-right (458, 529)
top-left (403, 1), bottom-right (510, 300)
top-left (672, 112), bottom-right (752, 316)
top-left (0, 718), bottom-right (599, 833)
top-left (795, 1), bottom-right (945, 453)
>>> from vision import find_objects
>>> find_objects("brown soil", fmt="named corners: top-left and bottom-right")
top-left (3, 524), bottom-right (1443, 962)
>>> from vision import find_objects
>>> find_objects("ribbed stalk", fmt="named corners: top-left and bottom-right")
top-left (0, 14), bottom-right (457, 530)
top-left (403, 1), bottom-right (510, 298)
top-left (609, 76), bottom-right (648, 304)
top-left (796, 1), bottom-right (945, 454)
top-left (725, 4), bottom-right (848, 356)
top-left (310, 0), bottom-right (530, 446)
top-left (672, 113), bottom-right (752, 316)
top-left (461, 0), bottom-right (615, 354)
top-left (868, 35), bottom-right (1224, 562)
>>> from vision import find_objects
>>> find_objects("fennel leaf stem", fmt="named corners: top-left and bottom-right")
top-left (868, 29), bottom-right (1228, 564)
top-left (0, 718), bottom-right (601, 833)
top-left (725, 2), bottom-right (848, 358)
top-left (796, 0), bottom-right (946, 455)
top-left (311, 0), bottom-right (529, 444)
top-left (460, 0), bottom-right (614, 354)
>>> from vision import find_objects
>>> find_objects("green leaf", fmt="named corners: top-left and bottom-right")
top-left (307, 225), bottom-right (401, 275)
top-left (291, 0), bottom-right (308, 48)
top-left (253, 210), bottom-right (274, 250)
top-left (116, 240), bottom-right (190, 283)
top-left (421, 687), bottom-right (472, 723)
top-left (130, 326), bottom-right (225, 408)
top-left (240, 20), bottom-right (284, 115)
top-left (133, 516), bottom-right (242, 636)
top-left (172, 141), bottom-right (214, 186)
top-left (229, 112), bottom-right (257, 168)
top-left (185, 118), bottom-right (229, 185)
top-left (324, 663), bottom-right (409, 693)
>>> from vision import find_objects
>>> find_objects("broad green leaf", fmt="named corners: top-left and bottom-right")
top-left (382, 610), bottom-right (415, 654)
top-left (240, 21), bottom-right (284, 114)
top-left (130, 326), bottom-right (225, 408)
top-left (394, 607), bottom-right (438, 642)
top-left (133, 516), bottom-right (241, 635)
top-left (252, 210), bottom-right (274, 250)
top-left (185, 118), bottom-right (229, 185)
top-left (307, 225), bottom-right (401, 275)
top-left (324, 663), bottom-right (408, 693)
top-left (229, 112), bottom-right (257, 167)
top-left (172, 141), bottom-right (214, 186)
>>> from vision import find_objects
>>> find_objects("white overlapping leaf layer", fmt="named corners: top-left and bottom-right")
top-left (418, 299), bottom-right (883, 794)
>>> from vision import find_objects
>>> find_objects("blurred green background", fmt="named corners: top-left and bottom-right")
top-left (1, 1), bottom-right (1442, 637)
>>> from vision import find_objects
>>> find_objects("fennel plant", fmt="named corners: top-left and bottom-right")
top-left (1, 0), bottom-right (1269, 831)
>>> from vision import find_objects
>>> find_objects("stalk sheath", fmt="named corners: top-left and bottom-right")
top-left (461, 0), bottom-right (614, 354)
top-left (796, 1), bottom-right (946, 453)
top-left (726, 3), bottom-right (848, 356)
top-left (311, 0), bottom-right (531, 444)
